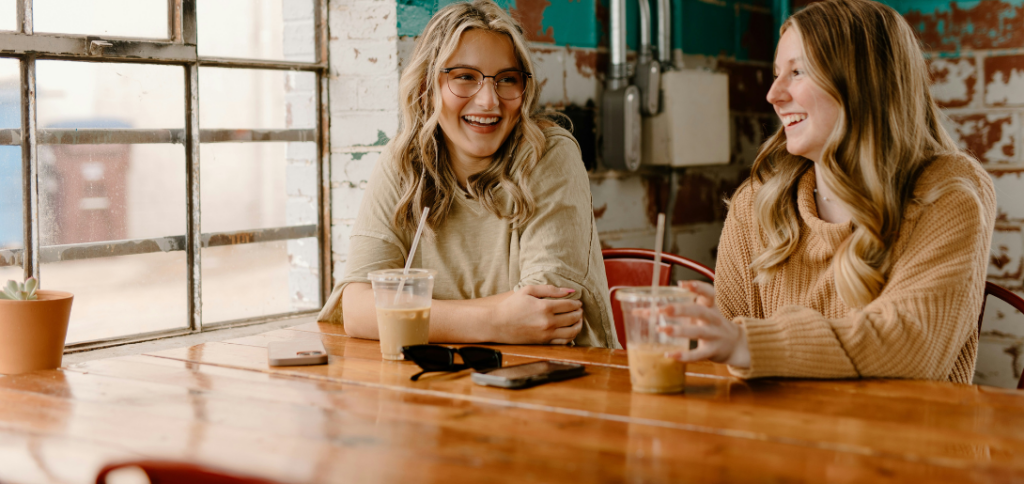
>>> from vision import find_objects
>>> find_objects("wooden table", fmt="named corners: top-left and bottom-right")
top-left (1, 322), bottom-right (1023, 483)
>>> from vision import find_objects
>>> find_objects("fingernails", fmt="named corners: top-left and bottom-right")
top-left (564, 288), bottom-right (576, 293)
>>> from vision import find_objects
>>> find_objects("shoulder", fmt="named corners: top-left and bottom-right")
top-left (910, 152), bottom-right (996, 224)
top-left (526, 126), bottom-right (586, 184)
top-left (915, 153), bottom-right (993, 196)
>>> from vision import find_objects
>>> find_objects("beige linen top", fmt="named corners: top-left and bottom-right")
top-left (318, 126), bottom-right (618, 348)
top-left (715, 155), bottom-right (996, 383)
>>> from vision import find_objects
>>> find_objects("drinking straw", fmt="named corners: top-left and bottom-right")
top-left (649, 213), bottom-right (665, 332)
top-left (651, 213), bottom-right (665, 289)
top-left (394, 206), bottom-right (430, 305)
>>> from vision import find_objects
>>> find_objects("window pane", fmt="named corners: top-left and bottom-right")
top-left (39, 144), bottom-right (185, 245)
top-left (200, 142), bottom-right (316, 234)
top-left (34, 0), bottom-right (168, 39)
top-left (37, 61), bottom-right (184, 130)
top-left (202, 237), bottom-right (320, 324)
top-left (0, 59), bottom-right (20, 250)
top-left (0, 0), bottom-right (15, 32)
top-left (0, 265), bottom-right (21, 286)
top-left (198, 0), bottom-right (315, 63)
top-left (44, 251), bottom-right (188, 344)
top-left (199, 68), bottom-right (316, 130)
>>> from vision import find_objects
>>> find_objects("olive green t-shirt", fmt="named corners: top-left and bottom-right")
top-left (317, 126), bottom-right (618, 348)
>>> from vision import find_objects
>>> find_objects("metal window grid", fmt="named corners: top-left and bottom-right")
top-left (1, 0), bottom-right (332, 352)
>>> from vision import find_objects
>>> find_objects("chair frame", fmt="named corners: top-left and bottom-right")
top-left (602, 248), bottom-right (714, 349)
top-left (979, 281), bottom-right (1024, 390)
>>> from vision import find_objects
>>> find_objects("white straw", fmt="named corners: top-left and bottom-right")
top-left (651, 213), bottom-right (665, 289)
top-left (394, 207), bottom-right (430, 304)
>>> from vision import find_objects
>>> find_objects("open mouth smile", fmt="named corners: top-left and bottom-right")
top-left (463, 115), bottom-right (501, 127)
top-left (782, 113), bottom-right (807, 128)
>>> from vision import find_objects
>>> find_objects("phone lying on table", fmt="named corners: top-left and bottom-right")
top-left (268, 340), bottom-right (329, 367)
top-left (471, 361), bottom-right (586, 389)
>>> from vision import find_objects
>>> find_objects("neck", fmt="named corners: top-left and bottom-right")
top-left (450, 154), bottom-right (492, 188)
top-left (813, 163), bottom-right (853, 225)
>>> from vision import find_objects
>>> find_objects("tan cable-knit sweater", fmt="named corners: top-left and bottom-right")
top-left (716, 155), bottom-right (996, 383)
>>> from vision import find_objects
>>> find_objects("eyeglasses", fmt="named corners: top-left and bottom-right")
top-left (401, 344), bottom-right (503, 381)
top-left (441, 67), bottom-right (532, 100)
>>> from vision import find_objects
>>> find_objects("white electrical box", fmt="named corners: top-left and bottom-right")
top-left (642, 69), bottom-right (730, 166)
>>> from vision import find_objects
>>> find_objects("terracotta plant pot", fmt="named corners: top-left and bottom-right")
top-left (0, 290), bottom-right (73, 375)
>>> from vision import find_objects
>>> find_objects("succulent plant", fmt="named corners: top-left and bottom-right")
top-left (0, 277), bottom-right (38, 300)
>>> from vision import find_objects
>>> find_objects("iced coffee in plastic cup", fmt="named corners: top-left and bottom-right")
top-left (617, 286), bottom-right (696, 394)
top-left (367, 269), bottom-right (436, 360)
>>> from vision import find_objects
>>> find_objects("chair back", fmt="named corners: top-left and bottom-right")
top-left (602, 248), bottom-right (715, 349)
top-left (978, 281), bottom-right (1024, 390)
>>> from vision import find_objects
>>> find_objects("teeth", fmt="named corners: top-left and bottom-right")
top-left (782, 114), bottom-right (807, 126)
top-left (464, 115), bottom-right (499, 125)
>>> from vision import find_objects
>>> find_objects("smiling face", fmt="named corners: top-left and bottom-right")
top-left (767, 28), bottom-right (841, 163)
top-left (437, 29), bottom-right (524, 177)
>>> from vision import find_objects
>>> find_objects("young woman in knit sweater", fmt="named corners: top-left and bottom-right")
top-left (316, 1), bottom-right (617, 348)
top-left (666, 0), bottom-right (996, 383)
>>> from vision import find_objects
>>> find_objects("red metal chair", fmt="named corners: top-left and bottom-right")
top-left (96, 461), bottom-right (284, 484)
top-left (978, 281), bottom-right (1024, 390)
top-left (602, 248), bottom-right (715, 349)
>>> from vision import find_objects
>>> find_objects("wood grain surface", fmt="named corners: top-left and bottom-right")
top-left (0, 321), bottom-right (1021, 483)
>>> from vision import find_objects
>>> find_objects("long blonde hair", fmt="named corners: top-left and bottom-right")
top-left (746, 0), bottom-right (974, 307)
top-left (391, 0), bottom-right (556, 233)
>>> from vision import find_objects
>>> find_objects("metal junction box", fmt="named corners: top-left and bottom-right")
top-left (642, 69), bottom-right (730, 167)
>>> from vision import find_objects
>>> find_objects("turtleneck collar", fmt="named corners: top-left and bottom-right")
top-left (796, 167), bottom-right (854, 252)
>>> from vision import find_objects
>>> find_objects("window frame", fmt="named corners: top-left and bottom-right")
top-left (0, 0), bottom-right (332, 351)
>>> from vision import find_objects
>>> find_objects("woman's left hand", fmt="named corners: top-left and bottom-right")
top-left (661, 281), bottom-right (751, 369)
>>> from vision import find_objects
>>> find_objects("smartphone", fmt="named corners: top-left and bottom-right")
top-left (471, 361), bottom-right (586, 389)
top-left (268, 340), bottom-right (329, 367)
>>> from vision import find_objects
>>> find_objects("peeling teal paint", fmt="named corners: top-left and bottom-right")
top-left (397, 0), bottom-right (767, 60)
top-left (542, 0), bottom-right (601, 47)
top-left (372, 130), bottom-right (390, 146)
top-left (350, 152), bottom-right (370, 160)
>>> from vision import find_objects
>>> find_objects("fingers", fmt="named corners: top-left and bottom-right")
top-left (671, 303), bottom-right (725, 324)
top-left (552, 308), bottom-right (584, 328)
top-left (521, 285), bottom-right (577, 299)
top-left (667, 345), bottom-right (715, 363)
top-left (659, 323), bottom-right (712, 340)
top-left (550, 320), bottom-right (583, 343)
top-left (548, 298), bottom-right (583, 314)
top-left (678, 280), bottom-right (715, 307)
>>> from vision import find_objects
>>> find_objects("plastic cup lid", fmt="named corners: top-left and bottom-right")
top-left (615, 286), bottom-right (695, 303)
top-left (367, 268), bottom-right (436, 281)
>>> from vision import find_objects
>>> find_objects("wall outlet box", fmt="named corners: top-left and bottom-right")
top-left (642, 69), bottom-right (730, 166)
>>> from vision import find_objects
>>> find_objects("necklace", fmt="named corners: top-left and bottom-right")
top-left (814, 188), bottom-right (832, 203)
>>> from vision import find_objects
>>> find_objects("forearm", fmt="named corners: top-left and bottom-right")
top-left (341, 283), bottom-right (510, 343)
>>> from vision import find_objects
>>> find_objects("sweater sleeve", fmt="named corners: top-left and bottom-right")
top-left (514, 130), bottom-right (615, 348)
top-left (714, 183), bottom-right (761, 322)
top-left (729, 175), bottom-right (996, 380)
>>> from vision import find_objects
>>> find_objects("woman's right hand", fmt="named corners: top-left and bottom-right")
top-left (486, 285), bottom-right (583, 345)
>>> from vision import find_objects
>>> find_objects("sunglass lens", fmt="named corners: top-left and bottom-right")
top-left (402, 345), bottom-right (455, 371)
top-left (458, 347), bottom-right (502, 370)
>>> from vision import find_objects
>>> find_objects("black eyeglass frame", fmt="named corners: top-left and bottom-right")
top-left (402, 344), bottom-right (503, 381)
top-left (441, 67), bottom-right (534, 100)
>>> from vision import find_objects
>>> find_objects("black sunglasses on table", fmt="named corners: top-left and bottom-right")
top-left (401, 345), bottom-right (503, 381)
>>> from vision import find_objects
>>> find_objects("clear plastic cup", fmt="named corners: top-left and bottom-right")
top-left (617, 286), bottom-right (696, 394)
top-left (367, 269), bottom-right (436, 360)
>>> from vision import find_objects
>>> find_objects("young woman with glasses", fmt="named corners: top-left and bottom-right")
top-left (317, 0), bottom-right (617, 348)
top-left (663, 0), bottom-right (996, 383)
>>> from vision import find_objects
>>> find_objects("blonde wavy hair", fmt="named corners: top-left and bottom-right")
top-left (745, 0), bottom-right (978, 307)
top-left (390, 0), bottom-right (558, 234)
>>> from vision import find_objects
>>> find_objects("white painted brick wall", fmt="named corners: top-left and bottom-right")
top-left (328, 0), bottom-right (400, 286)
top-left (284, 0), bottom-right (320, 309)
